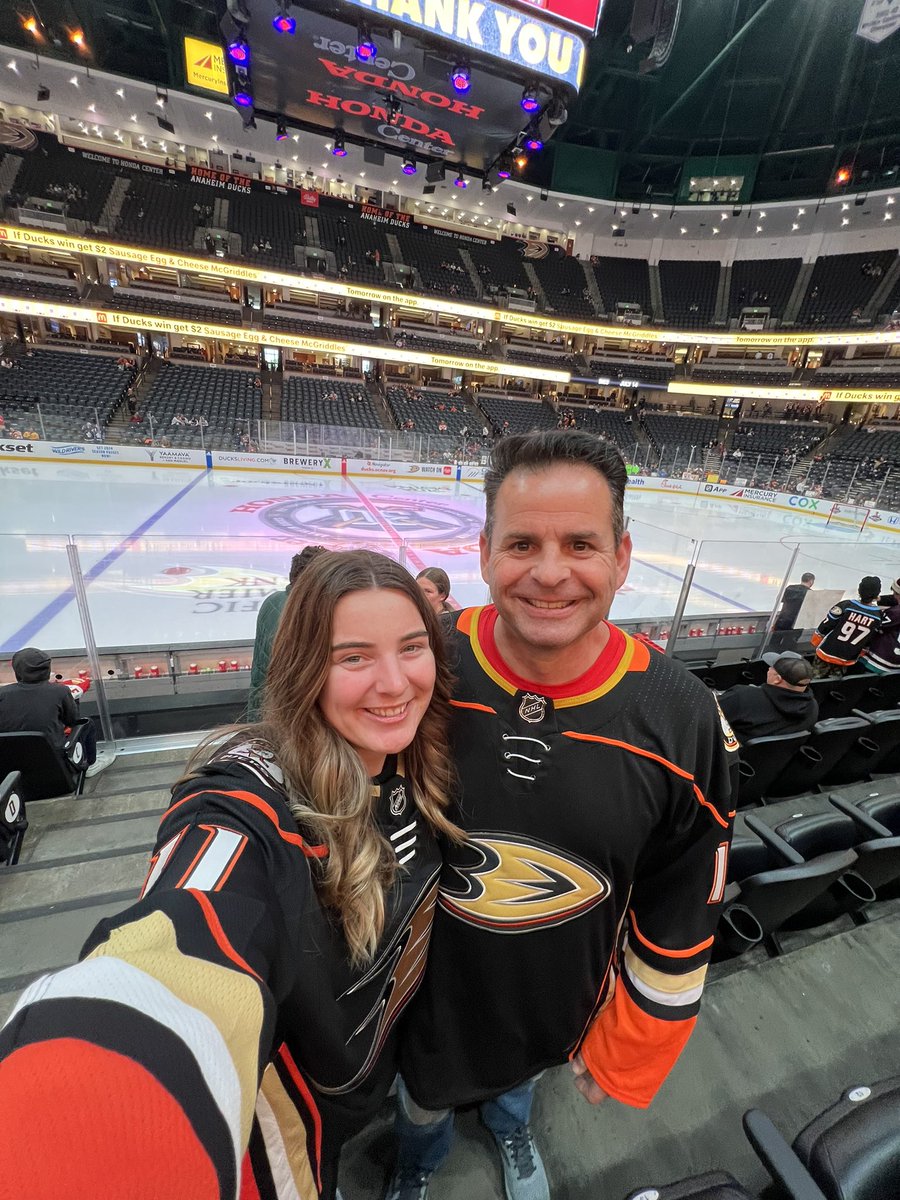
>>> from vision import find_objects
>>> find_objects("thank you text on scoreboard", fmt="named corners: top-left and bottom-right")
top-left (343, 0), bottom-right (586, 89)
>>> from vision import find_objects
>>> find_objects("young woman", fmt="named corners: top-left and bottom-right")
top-left (0, 550), bottom-right (459, 1200)
top-left (416, 566), bottom-right (454, 615)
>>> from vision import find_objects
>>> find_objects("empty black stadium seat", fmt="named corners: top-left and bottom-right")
top-left (766, 717), bottom-right (870, 798)
top-left (0, 771), bottom-right (27, 867)
top-left (793, 1078), bottom-right (900, 1200)
top-left (855, 793), bottom-right (900, 834)
top-left (623, 1171), bottom-right (754, 1199)
top-left (807, 675), bottom-right (871, 721)
top-left (832, 709), bottom-right (900, 780)
top-left (744, 812), bottom-right (874, 923)
top-left (774, 810), bottom-right (900, 899)
top-left (0, 732), bottom-right (86, 802)
top-left (854, 671), bottom-right (900, 712)
top-left (743, 1110), bottom-right (830, 1200)
top-left (735, 731), bottom-right (810, 808)
top-left (693, 660), bottom-right (768, 690)
top-left (717, 830), bottom-right (859, 956)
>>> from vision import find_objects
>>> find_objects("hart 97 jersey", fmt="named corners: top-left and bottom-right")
top-left (400, 606), bottom-right (738, 1111)
top-left (0, 745), bottom-right (440, 1200)
top-left (811, 598), bottom-right (885, 667)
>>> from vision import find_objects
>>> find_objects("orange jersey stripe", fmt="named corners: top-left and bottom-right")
top-left (277, 1042), bottom-right (324, 1193)
top-left (0, 1039), bottom-right (220, 1199)
top-left (562, 731), bottom-right (729, 830)
top-left (629, 910), bottom-right (714, 959)
top-left (449, 699), bottom-right (497, 715)
top-left (189, 888), bottom-right (263, 983)
top-left (166, 789), bottom-right (329, 858)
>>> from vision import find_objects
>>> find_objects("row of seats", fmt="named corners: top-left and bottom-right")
top-left (641, 412), bottom-right (719, 452)
top-left (0, 349), bottom-right (135, 439)
top-left (105, 289), bottom-right (243, 326)
top-left (5, 133), bottom-right (898, 329)
top-left (384, 386), bottom-right (471, 436)
top-left (629, 1079), bottom-right (900, 1200)
top-left (263, 311), bottom-right (382, 342)
top-left (282, 375), bottom-right (382, 430)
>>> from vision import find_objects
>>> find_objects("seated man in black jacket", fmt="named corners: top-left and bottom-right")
top-left (0, 647), bottom-right (104, 777)
top-left (718, 652), bottom-right (817, 743)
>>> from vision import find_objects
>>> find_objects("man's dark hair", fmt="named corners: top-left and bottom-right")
top-left (289, 545), bottom-right (328, 585)
top-left (859, 575), bottom-right (881, 603)
top-left (483, 430), bottom-right (626, 545)
top-left (801, 573), bottom-right (815, 585)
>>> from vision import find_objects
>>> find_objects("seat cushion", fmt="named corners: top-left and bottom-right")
top-left (793, 1078), bottom-right (900, 1200)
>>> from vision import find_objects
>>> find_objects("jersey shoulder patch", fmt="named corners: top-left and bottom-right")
top-left (713, 695), bottom-right (740, 753)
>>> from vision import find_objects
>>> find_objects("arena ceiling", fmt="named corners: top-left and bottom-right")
top-left (1, 0), bottom-right (898, 203)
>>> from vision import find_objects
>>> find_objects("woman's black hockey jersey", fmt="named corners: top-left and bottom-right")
top-left (0, 744), bottom-right (440, 1200)
top-left (400, 606), bottom-right (737, 1111)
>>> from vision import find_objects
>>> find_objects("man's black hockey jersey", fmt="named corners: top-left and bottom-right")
top-left (0, 744), bottom-right (440, 1200)
top-left (400, 606), bottom-right (737, 1111)
top-left (812, 598), bottom-right (885, 666)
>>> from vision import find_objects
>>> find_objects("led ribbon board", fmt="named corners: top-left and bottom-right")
top-left (667, 381), bottom-right (900, 403)
top-left (1, 225), bottom-right (898, 350)
top-left (343, 0), bottom-right (587, 90)
top-left (0, 296), bottom-right (571, 383)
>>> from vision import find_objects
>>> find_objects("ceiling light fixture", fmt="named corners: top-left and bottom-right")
top-left (454, 170), bottom-right (467, 188)
top-left (356, 24), bottom-right (377, 62)
top-left (331, 131), bottom-right (347, 157)
top-left (276, 119), bottom-right (287, 141)
top-left (402, 155), bottom-right (416, 175)
top-left (520, 84), bottom-right (541, 113)
top-left (450, 63), bottom-right (471, 93)
top-left (272, 2), bottom-right (297, 34)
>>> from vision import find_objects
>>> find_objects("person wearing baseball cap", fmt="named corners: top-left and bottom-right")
top-left (718, 651), bottom-right (817, 743)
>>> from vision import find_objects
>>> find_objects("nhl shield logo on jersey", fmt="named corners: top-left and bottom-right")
top-left (518, 693), bottom-right (548, 724)
top-left (440, 834), bottom-right (611, 931)
top-left (389, 785), bottom-right (407, 816)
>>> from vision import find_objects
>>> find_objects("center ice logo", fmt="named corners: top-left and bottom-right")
top-left (250, 493), bottom-right (483, 548)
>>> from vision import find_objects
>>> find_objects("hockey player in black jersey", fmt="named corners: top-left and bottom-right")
top-left (386, 430), bottom-right (737, 1200)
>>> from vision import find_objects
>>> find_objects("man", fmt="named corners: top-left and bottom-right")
top-left (718, 652), bottom-right (817, 741)
top-left (862, 579), bottom-right (900, 675)
top-left (811, 576), bottom-right (884, 679)
top-left (0, 647), bottom-right (107, 777)
top-left (387, 430), bottom-right (737, 1200)
top-left (246, 546), bottom-right (327, 719)
top-left (774, 573), bottom-right (815, 631)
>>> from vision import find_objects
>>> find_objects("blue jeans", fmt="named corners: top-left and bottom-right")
top-left (394, 1075), bottom-right (538, 1174)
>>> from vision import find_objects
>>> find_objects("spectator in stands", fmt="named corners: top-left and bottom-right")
top-left (0, 647), bottom-right (109, 777)
top-left (862, 580), bottom-right (900, 674)
top-left (811, 576), bottom-right (885, 678)
top-left (416, 568), bottom-right (454, 615)
top-left (774, 573), bottom-right (816, 631)
top-left (0, 551), bottom-right (461, 1200)
top-left (718, 652), bottom-right (817, 743)
top-left (247, 546), bottom-right (328, 720)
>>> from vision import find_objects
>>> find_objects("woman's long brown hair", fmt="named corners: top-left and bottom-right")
top-left (183, 550), bottom-right (460, 965)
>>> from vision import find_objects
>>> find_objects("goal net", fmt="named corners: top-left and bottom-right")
top-left (826, 503), bottom-right (870, 533)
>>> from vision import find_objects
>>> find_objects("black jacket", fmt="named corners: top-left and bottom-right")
top-left (0, 680), bottom-right (78, 751)
top-left (719, 681), bottom-right (818, 742)
top-left (774, 583), bottom-right (810, 631)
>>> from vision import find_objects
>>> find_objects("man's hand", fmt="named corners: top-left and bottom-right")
top-left (571, 1053), bottom-right (609, 1106)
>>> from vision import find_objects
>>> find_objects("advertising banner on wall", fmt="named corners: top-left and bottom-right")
top-left (0, 439), bottom-right (207, 467)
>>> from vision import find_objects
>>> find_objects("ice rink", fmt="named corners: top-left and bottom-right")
top-left (2, 459), bottom-right (899, 653)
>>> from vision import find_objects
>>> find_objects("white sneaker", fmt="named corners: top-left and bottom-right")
top-left (86, 748), bottom-right (117, 778)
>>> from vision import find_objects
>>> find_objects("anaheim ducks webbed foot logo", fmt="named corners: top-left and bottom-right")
top-left (440, 834), bottom-right (611, 932)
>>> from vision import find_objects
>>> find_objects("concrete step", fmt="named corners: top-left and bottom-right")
top-left (19, 811), bottom-right (161, 866)
top-left (0, 896), bottom-right (133, 1024)
top-left (0, 849), bottom-right (147, 912)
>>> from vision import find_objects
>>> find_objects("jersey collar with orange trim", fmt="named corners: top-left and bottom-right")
top-left (456, 605), bottom-right (649, 708)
